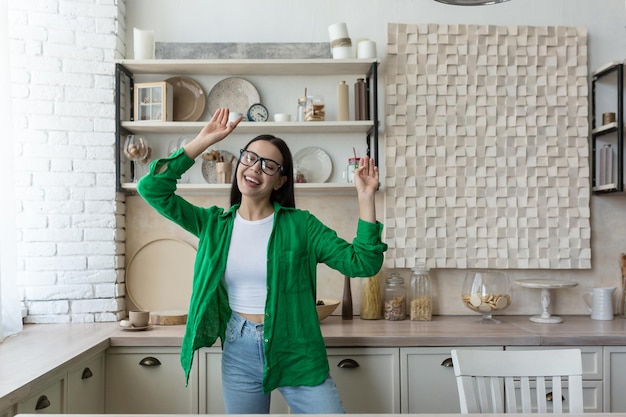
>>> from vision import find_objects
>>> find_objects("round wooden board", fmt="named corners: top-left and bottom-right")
top-left (150, 310), bottom-right (188, 325)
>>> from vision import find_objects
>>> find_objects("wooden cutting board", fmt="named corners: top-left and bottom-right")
top-left (150, 310), bottom-right (187, 325)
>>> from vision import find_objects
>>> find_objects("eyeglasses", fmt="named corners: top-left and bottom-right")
top-left (239, 149), bottom-right (284, 176)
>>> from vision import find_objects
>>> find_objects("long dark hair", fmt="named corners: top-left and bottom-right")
top-left (230, 134), bottom-right (295, 208)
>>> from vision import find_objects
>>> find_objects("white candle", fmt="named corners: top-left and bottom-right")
top-left (133, 28), bottom-right (154, 60)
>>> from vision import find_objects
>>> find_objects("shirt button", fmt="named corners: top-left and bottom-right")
top-left (265, 313), bottom-right (270, 317)
top-left (265, 338), bottom-right (269, 343)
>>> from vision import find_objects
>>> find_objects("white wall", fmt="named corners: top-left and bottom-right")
top-left (8, 0), bottom-right (626, 321)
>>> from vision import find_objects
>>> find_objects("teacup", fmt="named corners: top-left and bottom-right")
top-left (129, 310), bottom-right (150, 327)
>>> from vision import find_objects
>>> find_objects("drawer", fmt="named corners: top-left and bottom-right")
top-left (506, 346), bottom-right (603, 380)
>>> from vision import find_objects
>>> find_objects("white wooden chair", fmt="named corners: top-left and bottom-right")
top-left (451, 348), bottom-right (583, 414)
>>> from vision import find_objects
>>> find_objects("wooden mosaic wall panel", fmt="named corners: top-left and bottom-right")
top-left (384, 23), bottom-right (590, 269)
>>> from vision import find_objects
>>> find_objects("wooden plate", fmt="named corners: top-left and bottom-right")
top-left (126, 239), bottom-right (196, 311)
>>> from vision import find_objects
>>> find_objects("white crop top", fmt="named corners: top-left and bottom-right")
top-left (223, 211), bottom-right (274, 314)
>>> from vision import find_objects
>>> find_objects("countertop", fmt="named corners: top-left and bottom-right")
top-left (3, 315), bottom-right (626, 409)
top-left (13, 414), bottom-right (626, 417)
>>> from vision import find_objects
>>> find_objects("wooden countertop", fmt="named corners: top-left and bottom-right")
top-left (3, 315), bottom-right (626, 409)
top-left (16, 413), bottom-right (626, 417)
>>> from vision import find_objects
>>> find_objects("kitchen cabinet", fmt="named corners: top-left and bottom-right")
top-left (16, 379), bottom-right (63, 414)
top-left (197, 347), bottom-right (289, 414)
top-left (65, 351), bottom-right (105, 414)
top-left (114, 59), bottom-right (379, 195)
top-left (591, 61), bottom-right (625, 194)
top-left (603, 346), bottom-right (626, 412)
top-left (400, 346), bottom-right (502, 413)
top-left (328, 347), bottom-right (400, 413)
top-left (506, 346), bottom-right (603, 413)
top-left (105, 346), bottom-right (199, 414)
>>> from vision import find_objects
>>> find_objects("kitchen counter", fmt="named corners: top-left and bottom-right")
top-left (3, 315), bottom-right (626, 410)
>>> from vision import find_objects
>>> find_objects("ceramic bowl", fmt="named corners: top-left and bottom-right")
top-left (316, 298), bottom-right (340, 321)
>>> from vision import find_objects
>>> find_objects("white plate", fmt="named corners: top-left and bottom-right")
top-left (126, 239), bottom-right (196, 311)
top-left (293, 147), bottom-right (333, 183)
top-left (201, 150), bottom-right (237, 184)
top-left (207, 77), bottom-right (260, 117)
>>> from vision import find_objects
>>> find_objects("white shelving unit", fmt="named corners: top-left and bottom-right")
top-left (114, 58), bottom-right (379, 195)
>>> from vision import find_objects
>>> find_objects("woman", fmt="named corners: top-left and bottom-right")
top-left (137, 108), bottom-right (387, 414)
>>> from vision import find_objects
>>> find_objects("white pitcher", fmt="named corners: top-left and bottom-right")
top-left (583, 287), bottom-right (616, 320)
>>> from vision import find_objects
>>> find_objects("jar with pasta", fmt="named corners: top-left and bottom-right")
top-left (360, 270), bottom-right (382, 320)
top-left (409, 263), bottom-right (432, 321)
top-left (383, 273), bottom-right (406, 321)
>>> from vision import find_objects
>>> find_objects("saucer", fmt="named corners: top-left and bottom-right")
top-left (120, 323), bottom-right (153, 331)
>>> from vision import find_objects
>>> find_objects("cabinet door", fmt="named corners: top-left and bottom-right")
top-left (327, 347), bottom-right (400, 413)
top-left (66, 352), bottom-right (105, 413)
top-left (198, 347), bottom-right (289, 414)
top-left (401, 346), bottom-right (502, 413)
top-left (105, 347), bottom-right (198, 414)
top-left (604, 346), bottom-right (626, 412)
top-left (17, 379), bottom-right (64, 414)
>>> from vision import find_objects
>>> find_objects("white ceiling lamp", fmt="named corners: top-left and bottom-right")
top-left (434, 0), bottom-right (510, 5)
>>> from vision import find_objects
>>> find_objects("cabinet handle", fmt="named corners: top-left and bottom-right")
top-left (441, 357), bottom-right (454, 367)
top-left (546, 392), bottom-right (565, 402)
top-left (81, 367), bottom-right (93, 379)
top-left (337, 358), bottom-right (360, 369)
top-left (35, 395), bottom-right (51, 410)
top-left (139, 356), bottom-right (162, 367)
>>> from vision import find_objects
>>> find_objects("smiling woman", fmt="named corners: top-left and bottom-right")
top-left (0, 5), bottom-right (22, 342)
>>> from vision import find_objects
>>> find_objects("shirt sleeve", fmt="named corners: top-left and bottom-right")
top-left (136, 148), bottom-right (205, 237)
top-left (309, 214), bottom-right (388, 278)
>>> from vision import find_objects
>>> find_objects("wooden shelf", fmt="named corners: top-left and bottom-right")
top-left (121, 120), bottom-right (374, 135)
top-left (122, 182), bottom-right (359, 196)
top-left (116, 59), bottom-right (378, 76)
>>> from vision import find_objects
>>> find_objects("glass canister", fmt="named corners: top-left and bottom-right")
top-left (360, 269), bottom-right (382, 320)
top-left (409, 263), bottom-right (432, 321)
top-left (346, 157), bottom-right (360, 183)
top-left (296, 97), bottom-right (306, 122)
top-left (383, 273), bottom-right (406, 321)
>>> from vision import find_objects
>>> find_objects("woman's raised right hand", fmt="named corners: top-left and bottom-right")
top-left (183, 108), bottom-right (243, 160)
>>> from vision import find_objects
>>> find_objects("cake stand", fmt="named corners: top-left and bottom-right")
top-left (515, 279), bottom-right (578, 324)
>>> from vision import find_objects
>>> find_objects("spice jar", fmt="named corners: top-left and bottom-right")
top-left (409, 263), bottom-right (432, 321)
top-left (383, 273), bottom-right (406, 321)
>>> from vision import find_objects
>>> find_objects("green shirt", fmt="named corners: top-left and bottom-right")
top-left (137, 148), bottom-right (387, 393)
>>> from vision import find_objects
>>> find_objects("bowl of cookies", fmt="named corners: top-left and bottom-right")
top-left (462, 270), bottom-right (511, 324)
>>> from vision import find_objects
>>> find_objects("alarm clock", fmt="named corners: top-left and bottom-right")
top-left (247, 103), bottom-right (269, 122)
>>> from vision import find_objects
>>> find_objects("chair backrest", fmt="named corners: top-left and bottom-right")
top-left (451, 348), bottom-right (583, 414)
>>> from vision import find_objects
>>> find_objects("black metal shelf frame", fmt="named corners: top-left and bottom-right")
top-left (591, 62), bottom-right (624, 194)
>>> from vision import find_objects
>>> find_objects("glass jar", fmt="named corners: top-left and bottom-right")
top-left (409, 263), bottom-right (432, 321)
top-left (383, 273), bottom-right (406, 321)
top-left (360, 270), bottom-right (382, 320)
top-left (304, 95), bottom-right (325, 121)
top-left (296, 97), bottom-right (306, 122)
top-left (346, 157), bottom-right (360, 183)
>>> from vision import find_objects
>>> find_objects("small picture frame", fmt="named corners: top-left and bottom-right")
top-left (134, 81), bottom-right (173, 121)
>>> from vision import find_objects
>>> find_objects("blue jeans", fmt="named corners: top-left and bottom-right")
top-left (222, 312), bottom-right (345, 414)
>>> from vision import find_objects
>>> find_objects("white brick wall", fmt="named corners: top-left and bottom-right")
top-left (8, 0), bottom-right (127, 323)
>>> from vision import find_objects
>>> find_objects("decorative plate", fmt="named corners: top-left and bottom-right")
top-left (126, 238), bottom-right (196, 311)
top-left (293, 147), bottom-right (333, 183)
top-left (165, 76), bottom-right (206, 121)
top-left (201, 150), bottom-right (238, 184)
top-left (207, 77), bottom-right (260, 117)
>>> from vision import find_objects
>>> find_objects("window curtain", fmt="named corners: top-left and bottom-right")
top-left (1, 1), bottom-right (23, 342)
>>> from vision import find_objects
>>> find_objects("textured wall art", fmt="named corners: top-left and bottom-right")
top-left (384, 23), bottom-right (590, 269)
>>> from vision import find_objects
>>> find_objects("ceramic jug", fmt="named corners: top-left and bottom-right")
top-left (583, 287), bottom-right (616, 320)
